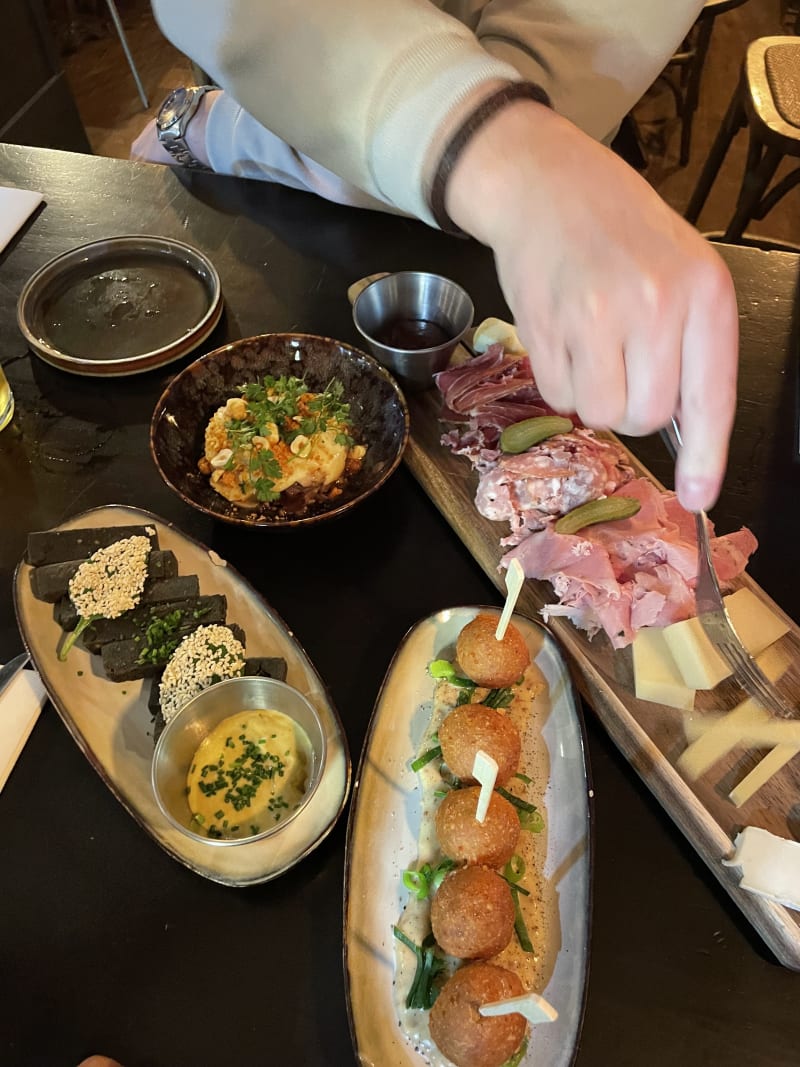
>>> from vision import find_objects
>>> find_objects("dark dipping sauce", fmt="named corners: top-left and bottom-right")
top-left (372, 317), bottom-right (453, 350)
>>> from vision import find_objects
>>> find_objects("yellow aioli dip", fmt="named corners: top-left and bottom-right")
top-left (186, 709), bottom-right (310, 840)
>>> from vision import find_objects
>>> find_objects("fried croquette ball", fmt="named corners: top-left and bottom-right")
top-left (435, 787), bottom-right (520, 868)
top-left (439, 704), bottom-right (521, 786)
top-left (429, 961), bottom-right (526, 1067)
top-left (431, 866), bottom-right (515, 959)
top-left (456, 614), bottom-right (530, 688)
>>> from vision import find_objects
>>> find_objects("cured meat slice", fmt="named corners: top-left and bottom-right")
top-left (501, 479), bottom-right (758, 648)
top-left (436, 345), bottom-right (759, 649)
top-left (474, 430), bottom-right (635, 545)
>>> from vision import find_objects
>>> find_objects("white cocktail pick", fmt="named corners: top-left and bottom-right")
top-left (480, 992), bottom-right (559, 1025)
top-left (496, 558), bottom-right (525, 641)
top-left (473, 749), bottom-right (498, 824)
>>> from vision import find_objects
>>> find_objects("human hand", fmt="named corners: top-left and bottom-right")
top-left (445, 100), bottom-right (738, 513)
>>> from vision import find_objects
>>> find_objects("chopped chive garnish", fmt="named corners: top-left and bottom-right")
top-left (484, 686), bottom-right (514, 708)
top-left (510, 885), bottom-right (534, 953)
top-left (496, 785), bottom-right (538, 813)
top-left (411, 746), bottom-right (441, 773)
top-left (392, 927), bottom-right (446, 1010)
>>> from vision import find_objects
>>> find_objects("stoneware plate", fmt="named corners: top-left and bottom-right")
top-left (16, 235), bottom-right (222, 376)
top-left (344, 606), bottom-right (591, 1067)
top-left (13, 505), bottom-right (350, 886)
top-left (150, 332), bottom-right (410, 528)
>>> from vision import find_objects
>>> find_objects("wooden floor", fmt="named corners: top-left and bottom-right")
top-left (58, 0), bottom-right (800, 246)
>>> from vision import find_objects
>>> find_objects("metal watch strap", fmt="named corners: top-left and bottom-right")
top-left (158, 85), bottom-right (213, 170)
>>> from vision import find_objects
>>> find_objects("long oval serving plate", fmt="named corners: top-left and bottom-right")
top-left (344, 606), bottom-right (591, 1067)
top-left (13, 504), bottom-right (350, 886)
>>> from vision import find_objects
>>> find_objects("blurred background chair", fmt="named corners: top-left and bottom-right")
top-left (685, 35), bottom-right (800, 242)
top-left (780, 0), bottom-right (800, 34)
top-left (660, 0), bottom-right (753, 167)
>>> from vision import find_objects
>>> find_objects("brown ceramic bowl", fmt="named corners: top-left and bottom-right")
top-left (150, 333), bottom-right (410, 528)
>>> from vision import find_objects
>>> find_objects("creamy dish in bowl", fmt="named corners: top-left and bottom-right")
top-left (152, 674), bottom-right (327, 847)
top-left (150, 332), bottom-right (409, 529)
top-left (198, 375), bottom-right (366, 512)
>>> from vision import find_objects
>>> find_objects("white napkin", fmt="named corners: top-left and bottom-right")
top-left (0, 665), bottom-right (47, 792)
top-left (0, 186), bottom-right (44, 254)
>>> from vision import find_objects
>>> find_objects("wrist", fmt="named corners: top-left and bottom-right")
top-left (181, 90), bottom-right (220, 169)
top-left (444, 98), bottom-right (562, 245)
top-left (156, 85), bottom-right (219, 170)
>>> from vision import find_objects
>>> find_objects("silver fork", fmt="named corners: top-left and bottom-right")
top-left (660, 418), bottom-right (795, 717)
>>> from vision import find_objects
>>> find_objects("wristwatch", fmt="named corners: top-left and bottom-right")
top-left (156, 85), bottom-right (214, 168)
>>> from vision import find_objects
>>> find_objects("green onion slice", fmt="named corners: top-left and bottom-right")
top-left (504, 854), bottom-right (526, 883)
top-left (496, 785), bottom-right (538, 814)
top-left (428, 659), bottom-right (475, 688)
top-left (402, 869), bottom-right (429, 900)
top-left (411, 745), bottom-right (441, 773)
top-left (484, 686), bottom-right (514, 708)
top-left (520, 808), bottom-right (545, 833)
top-left (392, 927), bottom-right (446, 1010)
top-left (510, 886), bottom-right (534, 953)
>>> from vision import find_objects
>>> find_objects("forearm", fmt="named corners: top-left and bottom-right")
top-left (152, 0), bottom-right (523, 223)
top-left (474, 0), bottom-right (704, 140)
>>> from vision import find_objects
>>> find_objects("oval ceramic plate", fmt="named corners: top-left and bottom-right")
top-left (17, 235), bottom-right (222, 376)
top-left (13, 505), bottom-right (350, 886)
top-left (344, 606), bottom-right (591, 1066)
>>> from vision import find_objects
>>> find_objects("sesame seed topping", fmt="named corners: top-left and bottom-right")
top-left (68, 536), bottom-right (151, 620)
top-left (159, 625), bottom-right (246, 723)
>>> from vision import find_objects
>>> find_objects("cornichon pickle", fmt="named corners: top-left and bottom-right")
top-left (499, 416), bottom-right (574, 454)
top-left (554, 496), bottom-right (641, 534)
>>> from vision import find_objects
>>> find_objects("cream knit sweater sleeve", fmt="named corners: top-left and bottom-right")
top-left (152, 0), bottom-right (703, 224)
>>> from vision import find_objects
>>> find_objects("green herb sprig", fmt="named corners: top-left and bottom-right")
top-left (226, 374), bottom-right (355, 502)
top-left (392, 927), bottom-right (446, 1010)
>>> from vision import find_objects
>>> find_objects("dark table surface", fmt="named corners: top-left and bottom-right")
top-left (1, 143), bottom-right (799, 1067)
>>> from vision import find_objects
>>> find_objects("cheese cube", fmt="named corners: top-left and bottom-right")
top-left (729, 745), bottom-right (800, 808)
top-left (632, 627), bottom-right (695, 710)
top-left (722, 827), bottom-right (800, 911)
top-left (662, 588), bottom-right (789, 690)
top-left (676, 644), bottom-right (790, 781)
top-left (723, 588), bottom-right (790, 657)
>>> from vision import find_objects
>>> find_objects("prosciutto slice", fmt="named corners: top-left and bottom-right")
top-left (501, 479), bottom-right (758, 648)
top-left (436, 345), bottom-right (557, 455)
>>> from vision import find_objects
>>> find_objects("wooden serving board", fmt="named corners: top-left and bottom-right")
top-left (402, 364), bottom-right (800, 971)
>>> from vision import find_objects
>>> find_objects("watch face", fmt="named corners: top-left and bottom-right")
top-left (159, 87), bottom-right (192, 129)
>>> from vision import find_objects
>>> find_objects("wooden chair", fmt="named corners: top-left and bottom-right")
top-left (685, 36), bottom-right (800, 241)
top-left (661, 0), bottom-right (752, 166)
